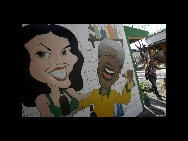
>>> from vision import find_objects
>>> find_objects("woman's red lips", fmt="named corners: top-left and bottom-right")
top-left (49, 65), bottom-right (67, 81)
top-left (49, 66), bottom-right (67, 73)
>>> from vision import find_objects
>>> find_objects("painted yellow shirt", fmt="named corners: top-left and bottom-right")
top-left (78, 83), bottom-right (132, 117)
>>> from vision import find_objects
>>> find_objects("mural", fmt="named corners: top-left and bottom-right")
top-left (22, 24), bottom-right (143, 117)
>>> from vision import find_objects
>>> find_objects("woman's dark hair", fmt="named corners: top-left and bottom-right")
top-left (22, 24), bottom-right (84, 107)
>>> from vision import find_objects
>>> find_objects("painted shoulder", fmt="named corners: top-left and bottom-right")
top-left (35, 94), bottom-right (50, 106)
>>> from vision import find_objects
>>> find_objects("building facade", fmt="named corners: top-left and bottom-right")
top-left (145, 30), bottom-right (166, 64)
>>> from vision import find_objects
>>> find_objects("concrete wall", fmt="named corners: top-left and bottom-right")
top-left (22, 24), bottom-right (143, 117)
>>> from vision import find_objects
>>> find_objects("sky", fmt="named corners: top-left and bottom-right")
top-left (146, 24), bottom-right (166, 34)
top-left (126, 24), bottom-right (166, 49)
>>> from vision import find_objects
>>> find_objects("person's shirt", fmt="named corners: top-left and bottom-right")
top-left (147, 66), bottom-right (156, 76)
top-left (78, 82), bottom-right (132, 117)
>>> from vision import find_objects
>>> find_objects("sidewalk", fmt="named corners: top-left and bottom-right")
top-left (137, 93), bottom-right (166, 117)
top-left (136, 66), bottom-right (166, 117)
top-left (158, 63), bottom-right (166, 69)
top-left (136, 63), bottom-right (166, 71)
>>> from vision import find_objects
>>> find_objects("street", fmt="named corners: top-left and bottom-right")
top-left (136, 65), bottom-right (166, 117)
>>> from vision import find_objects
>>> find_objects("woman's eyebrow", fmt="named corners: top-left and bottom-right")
top-left (104, 52), bottom-right (111, 56)
top-left (36, 43), bottom-right (51, 51)
top-left (62, 44), bottom-right (71, 50)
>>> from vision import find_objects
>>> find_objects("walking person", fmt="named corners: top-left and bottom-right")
top-left (134, 57), bottom-right (137, 70)
top-left (145, 58), bottom-right (162, 100)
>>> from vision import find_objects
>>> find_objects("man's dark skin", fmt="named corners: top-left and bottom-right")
top-left (97, 47), bottom-right (134, 94)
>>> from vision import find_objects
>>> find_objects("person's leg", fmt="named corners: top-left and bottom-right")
top-left (151, 85), bottom-right (155, 94)
top-left (153, 76), bottom-right (162, 98)
top-left (148, 76), bottom-right (160, 97)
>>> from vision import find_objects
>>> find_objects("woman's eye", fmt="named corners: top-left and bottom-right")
top-left (62, 50), bottom-right (70, 56)
top-left (35, 51), bottom-right (50, 59)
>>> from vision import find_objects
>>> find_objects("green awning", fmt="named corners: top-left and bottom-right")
top-left (123, 26), bottom-right (149, 44)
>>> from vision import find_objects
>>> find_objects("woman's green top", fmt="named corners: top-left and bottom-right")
top-left (45, 89), bottom-right (79, 117)
top-left (63, 89), bottom-right (79, 111)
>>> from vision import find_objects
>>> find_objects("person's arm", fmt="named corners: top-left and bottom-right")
top-left (35, 94), bottom-right (51, 117)
top-left (145, 66), bottom-right (149, 74)
top-left (78, 91), bottom-right (95, 111)
top-left (66, 88), bottom-right (91, 101)
top-left (154, 63), bottom-right (160, 70)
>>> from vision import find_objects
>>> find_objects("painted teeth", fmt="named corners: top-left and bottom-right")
top-left (50, 68), bottom-right (67, 79)
top-left (105, 68), bottom-right (114, 74)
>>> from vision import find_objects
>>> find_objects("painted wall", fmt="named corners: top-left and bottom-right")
top-left (22, 24), bottom-right (143, 117)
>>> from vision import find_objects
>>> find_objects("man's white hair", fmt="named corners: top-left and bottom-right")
top-left (98, 38), bottom-right (125, 67)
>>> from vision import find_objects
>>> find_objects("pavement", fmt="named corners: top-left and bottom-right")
top-left (136, 64), bottom-right (166, 117)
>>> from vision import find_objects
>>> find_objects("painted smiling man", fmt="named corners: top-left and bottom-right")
top-left (78, 38), bottom-right (135, 117)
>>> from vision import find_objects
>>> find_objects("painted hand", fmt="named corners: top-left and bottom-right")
top-left (127, 70), bottom-right (136, 87)
top-left (122, 73), bottom-right (126, 77)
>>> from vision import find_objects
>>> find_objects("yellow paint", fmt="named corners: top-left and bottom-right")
top-left (78, 83), bottom-right (132, 117)
top-left (104, 25), bottom-right (111, 38)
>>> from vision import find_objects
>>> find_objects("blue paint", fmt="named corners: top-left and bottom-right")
top-left (100, 28), bottom-right (107, 38)
top-left (115, 103), bottom-right (124, 117)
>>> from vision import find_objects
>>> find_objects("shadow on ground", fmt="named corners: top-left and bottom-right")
top-left (137, 96), bottom-right (166, 117)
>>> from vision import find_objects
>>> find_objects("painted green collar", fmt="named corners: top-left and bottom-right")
top-left (99, 87), bottom-right (111, 98)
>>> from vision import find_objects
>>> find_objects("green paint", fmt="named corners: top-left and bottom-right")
top-left (124, 27), bottom-right (145, 110)
top-left (63, 89), bottom-right (79, 111)
top-left (45, 94), bottom-right (62, 117)
top-left (99, 87), bottom-right (111, 98)
top-left (93, 24), bottom-right (100, 39)
top-left (114, 25), bottom-right (119, 39)
top-left (125, 84), bottom-right (131, 93)
top-left (123, 26), bottom-right (148, 37)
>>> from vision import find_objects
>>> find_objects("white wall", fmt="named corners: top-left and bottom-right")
top-left (22, 24), bottom-right (143, 117)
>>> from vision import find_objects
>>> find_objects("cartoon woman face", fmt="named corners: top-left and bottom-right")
top-left (25, 31), bottom-right (78, 88)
